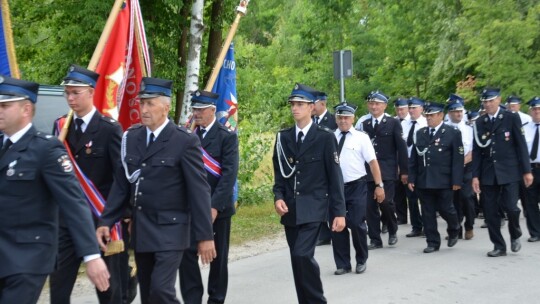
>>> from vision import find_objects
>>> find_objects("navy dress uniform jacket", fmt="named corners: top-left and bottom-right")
top-left (53, 111), bottom-right (123, 201)
top-left (201, 123), bottom-right (239, 219)
top-left (100, 121), bottom-right (214, 252)
top-left (318, 111), bottom-right (337, 130)
top-left (272, 124), bottom-right (346, 226)
top-left (0, 127), bottom-right (99, 278)
top-left (472, 111), bottom-right (531, 185)
top-left (362, 114), bottom-right (408, 181)
top-left (409, 124), bottom-right (464, 189)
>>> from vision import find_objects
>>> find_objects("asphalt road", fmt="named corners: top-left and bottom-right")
top-left (71, 216), bottom-right (540, 304)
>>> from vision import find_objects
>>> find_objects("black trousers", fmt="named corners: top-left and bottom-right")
top-left (366, 180), bottom-right (398, 246)
top-left (135, 251), bottom-right (184, 304)
top-left (525, 168), bottom-right (540, 238)
top-left (453, 166), bottom-right (475, 232)
top-left (394, 181), bottom-right (409, 224)
top-left (331, 180), bottom-right (368, 269)
top-left (417, 188), bottom-right (460, 249)
top-left (179, 216), bottom-right (232, 304)
top-left (50, 224), bottom-right (124, 304)
top-left (0, 273), bottom-right (47, 304)
top-left (481, 182), bottom-right (522, 251)
top-left (285, 222), bottom-right (326, 304)
top-left (406, 187), bottom-right (423, 232)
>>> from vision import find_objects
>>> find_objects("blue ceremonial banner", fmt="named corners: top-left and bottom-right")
top-left (212, 43), bottom-right (239, 202)
top-left (0, 0), bottom-right (19, 77)
top-left (212, 43), bottom-right (238, 132)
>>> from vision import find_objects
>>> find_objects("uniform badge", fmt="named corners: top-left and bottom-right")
top-left (85, 140), bottom-right (93, 154)
top-left (6, 160), bottom-right (17, 176)
top-left (498, 114), bottom-right (503, 119)
top-left (459, 146), bottom-right (464, 154)
top-left (505, 131), bottom-right (510, 141)
top-left (435, 138), bottom-right (440, 146)
top-left (334, 152), bottom-right (339, 164)
top-left (484, 117), bottom-right (488, 123)
top-left (58, 155), bottom-right (73, 173)
top-left (288, 157), bottom-right (294, 164)
top-left (382, 118), bottom-right (387, 123)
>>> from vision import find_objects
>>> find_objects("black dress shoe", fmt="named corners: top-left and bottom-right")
top-left (381, 224), bottom-right (388, 234)
top-left (368, 243), bottom-right (383, 250)
top-left (355, 263), bottom-right (366, 274)
top-left (423, 246), bottom-right (439, 253)
top-left (487, 249), bottom-right (507, 257)
top-left (388, 234), bottom-right (398, 245)
top-left (316, 239), bottom-right (331, 246)
top-left (511, 238), bottom-right (521, 252)
top-left (406, 230), bottom-right (423, 237)
top-left (334, 268), bottom-right (351, 275)
top-left (528, 236), bottom-right (540, 242)
top-left (447, 237), bottom-right (458, 247)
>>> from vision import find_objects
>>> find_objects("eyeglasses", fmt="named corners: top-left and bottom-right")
top-left (63, 89), bottom-right (90, 98)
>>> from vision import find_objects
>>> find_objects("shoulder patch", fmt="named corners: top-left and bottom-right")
top-left (100, 115), bottom-right (119, 125)
top-left (175, 125), bottom-right (192, 134)
top-left (35, 131), bottom-right (55, 140)
top-left (317, 125), bottom-right (333, 133)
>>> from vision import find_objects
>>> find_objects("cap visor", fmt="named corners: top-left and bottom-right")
top-left (0, 95), bottom-right (26, 102)
top-left (61, 79), bottom-right (91, 87)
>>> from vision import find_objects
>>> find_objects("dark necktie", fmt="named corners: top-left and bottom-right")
top-left (147, 133), bottom-right (155, 149)
top-left (197, 127), bottom-right (206, 141)
top-left (338, 131), bottom-right (348, 156)
top-left (399, 118), bottom-right (404, 122)
top-left (0, 138), bottom-right (13, 159)
top-left (314, 116), bottom-right (319, 125)
top-left (75, 118), bottom-right (84, 141)
top-left (374, 119), bottom-right (379, 132)
top-left (407, 121), bottom-right (417, 147)
top-left (297, 131), bottom-right (304, 150)
top-left (531, 124), bottom-right (540, 160)
top-left (490, 116), bottom-right (495, 131)
top-left (430, 128), bottom-right (435, 140)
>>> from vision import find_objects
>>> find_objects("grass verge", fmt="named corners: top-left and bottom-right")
top-left (230, 202), bottom-right (282, 246)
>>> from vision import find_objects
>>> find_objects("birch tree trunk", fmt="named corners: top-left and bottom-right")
top-left (179, 0), bottom-right (205, 124)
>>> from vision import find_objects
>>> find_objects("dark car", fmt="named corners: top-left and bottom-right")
top-left (34, 85), bottom-right (69, 134)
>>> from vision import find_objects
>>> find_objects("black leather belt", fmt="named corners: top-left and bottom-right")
top-left (532, 163), bottom-right (540, 169)
top-left (344, 176), bottom-right (366, 186)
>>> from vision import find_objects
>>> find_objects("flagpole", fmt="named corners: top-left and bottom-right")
top-left (204, 0), bottom-right (250, 91)
top-left (58, 0), bottom-right (125, 142)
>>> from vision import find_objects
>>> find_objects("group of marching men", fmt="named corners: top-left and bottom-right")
top-left (0, 65), bottom-right (238, 304)
top-left (272, 83), bottom-right (540, 303)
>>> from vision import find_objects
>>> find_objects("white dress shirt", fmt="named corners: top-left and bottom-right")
top-left (446, 120), bottom-right (473, 156)
top-left (524, 121), bottom-right (540, 163)
top-left (401, 115), bottom-right (427, 157)
top-left (73, 106), bottom-right (97, 133)
top-left (334, 127), bottom-right (377, 183)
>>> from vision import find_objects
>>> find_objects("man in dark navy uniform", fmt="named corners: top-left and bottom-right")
top-left (49, 64), bottom-right (126, 304)
top-left (472, 88), bottom-right (533, 257)
top-left (311, 90), bottom-right (337, 246)
top-left (355, 91), bottom-right (407, 249)
top-left (312, 91), bottom-right (337, 130)
top-left (273, 83), bottom-right (346, 303)
top-left (0, 75), bottom-right (110, 304)
top-left (520, 97), bottom-right (540, 243)
top-left (97, 77), bottom-right (216, 304)
top-left (179, 90), bottom-right (239, 304)
top-left (402, 97), bottom-right (427, 237)
top-left (393, 97), bottom-right (410, 225)
top-left (445, 94), bottom-right (476, 240)
top-left (408, 102), bottom-right (463, 253)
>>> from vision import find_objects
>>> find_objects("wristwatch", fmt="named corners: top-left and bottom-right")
top-left (375, 182), bottom-right (384, 188)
